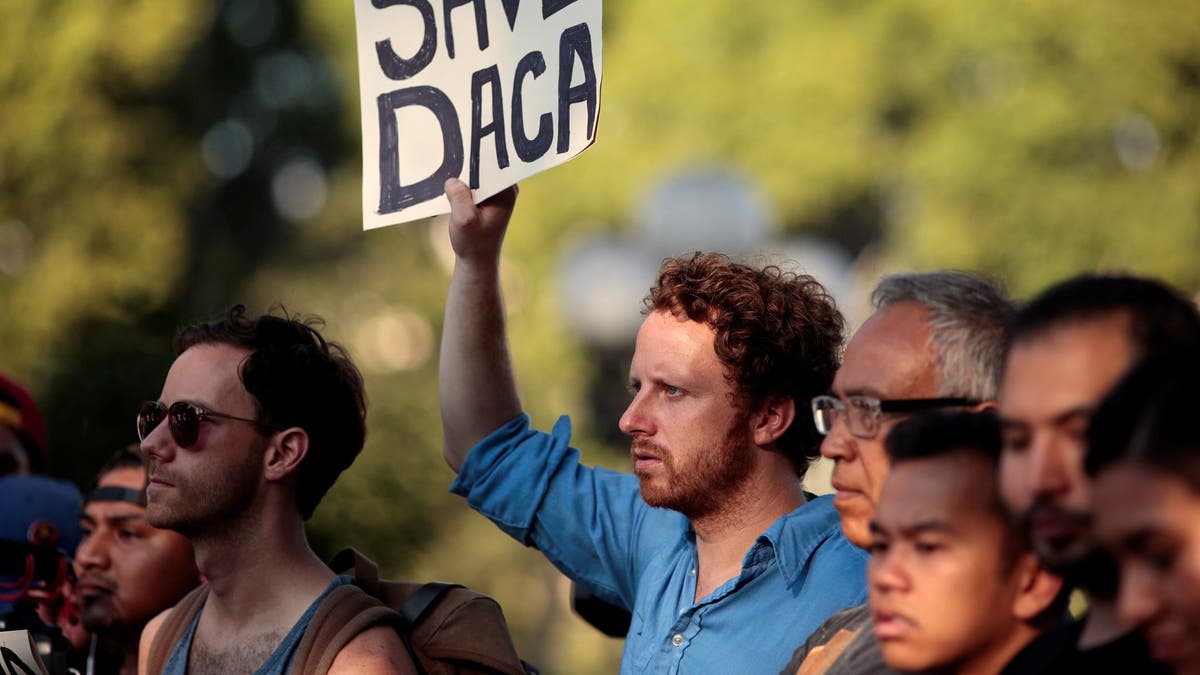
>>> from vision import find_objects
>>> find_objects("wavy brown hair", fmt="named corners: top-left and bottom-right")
top-left (175, 305), bottom-right (366, 520)
top-left (645, 253), bottom-right (844, 478)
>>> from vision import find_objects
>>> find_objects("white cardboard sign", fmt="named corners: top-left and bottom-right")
top-left (354, 0), bottom-right (603, 229)
top-left (0, 630), bottom-right (51, 675)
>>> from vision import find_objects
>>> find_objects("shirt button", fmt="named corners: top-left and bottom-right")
top-left (672, 634), bottom-right (684, 647)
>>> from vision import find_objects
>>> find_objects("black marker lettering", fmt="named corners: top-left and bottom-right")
top-left (542, 0), bottom-right (580, 19)
top-left (443, 0), bottom-right (489, 59)
top-left (470, 65), bottom-right (511, 188)
top-left (1, 647), bottom-right (39, 675)
top-left (373, 0), bottom-right (438, 80)
top-left (377, 86), bottom-right (464, 212)
top-left (511, 51), bottom-right (553, 161)
top-left (500, 0), bottom-right (521, 30)
top-left (556, 23), bottom-right (597, 153)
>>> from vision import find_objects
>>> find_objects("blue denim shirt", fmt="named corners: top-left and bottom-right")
top-left (451, 414), bottom-right (868, 675)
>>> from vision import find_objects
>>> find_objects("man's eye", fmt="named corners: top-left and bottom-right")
top-left (915, 541), bottom-right (943, 555)
top-left (1064, 424), bottom-right (1089, 443)
top-left (1144, 545), bottom-right (1178, 572)
top-left (866, 540), bottom-right (889, 555)
top-left (118, 529), bottom-right (142, 541)
top-left (1001, 431), bottom-right (1030, 453)
top-left (665, 385), bottom-right (681, 396)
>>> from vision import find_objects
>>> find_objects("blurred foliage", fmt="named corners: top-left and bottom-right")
top-left (2, 1), bottom-right (1199, 673)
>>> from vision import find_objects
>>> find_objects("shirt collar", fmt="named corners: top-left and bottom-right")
top-left (756, 495), bottom-right (846, 588)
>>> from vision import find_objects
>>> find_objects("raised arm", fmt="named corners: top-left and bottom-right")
top-left (439, 178), bottom-right (522, 472)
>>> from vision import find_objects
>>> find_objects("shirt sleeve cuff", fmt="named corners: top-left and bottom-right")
top-left (449, 413), bottom-right (575, 544)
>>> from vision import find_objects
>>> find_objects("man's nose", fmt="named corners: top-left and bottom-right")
top-left (819, 414), bottom-right (856, 461)
top-left (619, 392), bottom-right (654, 437)
top-left (1116, 564), bottom-right (1164, 630)
top-left (75, 531), bottom-right (110, 570)
top-left (868, 549), bottom-right (910, 594)
top-left (1028, 435), bottom-right (1074, 498)
top-left (140, 418), bottom-right (176, 463)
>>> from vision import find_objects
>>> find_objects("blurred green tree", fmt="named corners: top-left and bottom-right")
top-left (3, 1), bottom-right (1198, 673)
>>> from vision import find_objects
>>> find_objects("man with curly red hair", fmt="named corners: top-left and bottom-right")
top-left (438, 179), bottom-right (866, 675)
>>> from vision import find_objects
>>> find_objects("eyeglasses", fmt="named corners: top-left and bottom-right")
top-left (811, 394), bottom-right (979, 439)
top-left (136, 401), bottom-right (282, 449)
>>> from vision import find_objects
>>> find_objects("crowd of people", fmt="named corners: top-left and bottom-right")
top-left (1, 177), bottom-right (1199, 675)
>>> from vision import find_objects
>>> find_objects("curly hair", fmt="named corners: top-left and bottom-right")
top-left (645, 253), bottom-right (844, 478)
top-left (174, 305), bottom-right (366, 520)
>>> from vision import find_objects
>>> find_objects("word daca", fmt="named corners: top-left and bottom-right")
top-left (371, 0), bottom-right (598, 213)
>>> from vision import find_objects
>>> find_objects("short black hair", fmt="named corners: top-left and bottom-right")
top-left (885, 410), bottom-right (1002, 468)
top-left (884, 412), bottom-right (1008, 550)
top-left (1086, 351), bottom-right (1200, 490)
top-left (1007, 274), bottom-right (1200, 360)
top-left (96, 445), bottom-right (144, 481)
top-left (884, 412), bottom-right (1070, 626)
top-left (175, 305), bottom-right (366, 520)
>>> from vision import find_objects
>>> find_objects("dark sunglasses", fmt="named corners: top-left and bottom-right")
top-left (136, 400), bottom-right (283, 449)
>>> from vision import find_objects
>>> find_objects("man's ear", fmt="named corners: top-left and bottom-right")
top-left (263, 428), bottom-right (309, 482)
top-left (752, 396), bottom-right (796, 447)
top-left (1011, 551), bottom-right (1065, 622)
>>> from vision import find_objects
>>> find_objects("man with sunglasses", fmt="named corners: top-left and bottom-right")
top-left (134, 306), bottom-right (412, 674)
top-left (782, 271), bottom-right (1013, 675)
top-left (439, 179), bottom-right (868, 674)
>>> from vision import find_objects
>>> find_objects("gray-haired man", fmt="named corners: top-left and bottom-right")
top-left (782, 271), bottom-right (1014, 675)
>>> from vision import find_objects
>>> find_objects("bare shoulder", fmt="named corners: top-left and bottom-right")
top-left (137, 608), bottom-right (172, 675)
top-left (327, 625), bottom-right (418, 675)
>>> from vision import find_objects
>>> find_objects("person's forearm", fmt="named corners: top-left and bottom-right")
top-left (439, 254), bottom-right (523, 472)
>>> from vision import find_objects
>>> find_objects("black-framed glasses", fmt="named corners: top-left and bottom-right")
top-left (136, 401), bottom-right (283, 449)
top-left (811, 394), bottom-right (979, 439)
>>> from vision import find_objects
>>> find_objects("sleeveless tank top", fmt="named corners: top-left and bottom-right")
top-left (161, 575), bottom-right (353, 675)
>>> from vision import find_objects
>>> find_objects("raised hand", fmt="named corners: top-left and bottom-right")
top-left (438, 177), bottom-right (522, 471)
top-left (444, 178), bottom-right (519, 266)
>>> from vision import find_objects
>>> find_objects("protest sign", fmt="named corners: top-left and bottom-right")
top-left (353, 0), bottom-right (603, 229)
top-left (0, 631), bottom-right (50, 675)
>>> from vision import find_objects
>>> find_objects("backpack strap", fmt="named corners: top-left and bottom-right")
top-left (144, 584), bottom-right (210, 675)
top-left (291, 582), bottom-right (404, 675)
top-left (400, 583), bottom-right (464, 626)
top-left (311, 548), bottom-right (530, 675)
top-left (394, 583), bottom-right (529, 675)
top-left (327, 547), bottom-right (380, 595)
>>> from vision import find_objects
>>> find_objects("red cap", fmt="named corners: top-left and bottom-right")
top-left (0, 372), bottom-right (48, 468)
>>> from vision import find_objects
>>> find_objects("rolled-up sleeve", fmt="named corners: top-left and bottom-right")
top-left (450, 413), bottom-right (655, 609)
